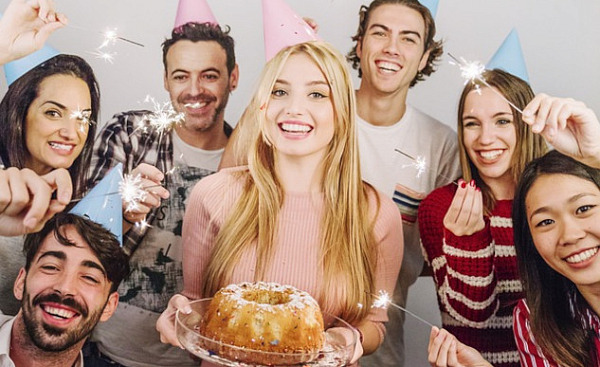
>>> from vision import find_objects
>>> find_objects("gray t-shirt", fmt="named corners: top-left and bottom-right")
top-left (0, 236), bottom-right (25, 315)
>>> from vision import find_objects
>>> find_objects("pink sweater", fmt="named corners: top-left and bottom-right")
top-left (181, 167), bottom-right (403, 351)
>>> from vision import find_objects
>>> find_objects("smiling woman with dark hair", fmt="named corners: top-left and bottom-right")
top-left (0, 53), bottom-right (101, 316)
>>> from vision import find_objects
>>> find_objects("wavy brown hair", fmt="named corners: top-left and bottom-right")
top-left (457, 69), bottom-right (546, 212)
top-left (346, 0), bottom-right (443, 87)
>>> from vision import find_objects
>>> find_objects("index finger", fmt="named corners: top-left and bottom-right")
top-left (41, 169), bottom-right (73, 204)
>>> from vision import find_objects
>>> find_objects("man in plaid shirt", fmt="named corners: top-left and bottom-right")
top-left (84, 22), bottom-right (238, 367)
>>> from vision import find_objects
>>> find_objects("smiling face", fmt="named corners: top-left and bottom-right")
top-left (24, 74), bottom-right (91, 175)
top-left (526, 174), bottom-right (600, 292)
top-left (356, 3), bottom-right (430, 97)
top-left (13, 225), bottom-right (117, 352)
top-left (461, 86), bottom-right (517, 190)
top-left (265, 52), bottom-right (334, 164)
top-left (163, 40), bottom-right (238, 135)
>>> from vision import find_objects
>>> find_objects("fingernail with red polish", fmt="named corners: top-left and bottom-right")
top-left (470, 179), bottom-right (475, 187)
top-left (460, 181), bottom-right (467, 189)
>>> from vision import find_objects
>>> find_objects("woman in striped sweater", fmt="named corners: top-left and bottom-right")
top-left (418, 69), bottom-right (546, 367)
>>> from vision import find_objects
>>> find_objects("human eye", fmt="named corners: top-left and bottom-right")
top-left (82, 274), bottom-right (101, 285)
top-left (203, 73), bottom-right (219, 81)
top-left (463, 120), bottom-right (479, 128)
top-left (44, 109), bottom-right (62, 119)
top-left (576, 204), bottom-right (596, 215)
top-left (172, 73), bottom-right (187, 81)
top-left (309, 91), bottom-right (328, 99)
top-left (271, 89), bottom-right (287, 97)
top-left (40, 264), bottom-right (60, 273)
top-left (535, 218), bottom-right (555, 227)
top-left (402, 35), bottom-right (418, 44)
top-left (497, 118), bottom-right (512, 126)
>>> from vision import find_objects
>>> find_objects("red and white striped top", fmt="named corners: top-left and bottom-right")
top-left (513, 298), bottom-right (600, 367)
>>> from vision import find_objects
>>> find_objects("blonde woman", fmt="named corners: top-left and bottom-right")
top-left (156, 41), bottom-right (403, 364)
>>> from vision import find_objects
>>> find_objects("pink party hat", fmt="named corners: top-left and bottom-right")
top-left (419, 0), bottom-right (440, 18)
top-left (174, 0), bottom-right (218, 29)
top-left (70, 164), bottom-right (123, 245)
top-left (487, 28), bottom-right (529, 83)
top-left (262, 0), bottom-right (320, 61)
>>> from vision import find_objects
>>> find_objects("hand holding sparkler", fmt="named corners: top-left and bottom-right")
top-left (428, 327), bottom-right (492, 367)
top-left (522, 94), bottom-right (600, 169)
top-left (442, 179), bottom-right (484, 237)
top-left (371, 290), bottom-right (435, 328)
top-left (0, 0), bottom-right (67, 64)
top-left (121, 163), bottom-right (169, 228)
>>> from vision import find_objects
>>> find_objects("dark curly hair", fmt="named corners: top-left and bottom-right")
top-left (346, 0), bottom-right (443, 87)
top-left (24, 213), bottom-right (130, 293)
top-left (162, 22), bottom-right (236, 76)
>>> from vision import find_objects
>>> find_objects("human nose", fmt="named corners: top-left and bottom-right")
top-left (53, 272), bottom-right (77, 297)
top-left (478, 123), bottom-right (496, 145)
top-left (284, 93), bottom-right (304, 116)
top-left (382, 35), bottom-right (400, 56)
top-left (59, 118), bottom-right (79, 140)
top-left (189, 76), bottom-right (205, 96)
top-left (558, 216), bottom-right (586, 246)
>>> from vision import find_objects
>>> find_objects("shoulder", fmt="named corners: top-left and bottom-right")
top-left (190, 166), bottom-right (248, 201)
top-left (421, 183), bottom-right (457, 210)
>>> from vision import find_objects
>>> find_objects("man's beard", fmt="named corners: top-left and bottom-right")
top-left (21, 288), bottom-right (105, 352)
top-left (180, 88), bottom-right (230, 132)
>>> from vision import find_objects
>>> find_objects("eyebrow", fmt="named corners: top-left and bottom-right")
top-left (462, 111), bottom-right (513, 120)
top-left (41, 101), bottom-right (92, 113)
top-left (529, 192), bottom-right (596, 220)
top-left (368, 24), bottom-right (422, 40)
top-left (274, 79), bottom-right (329, 87)
top-left (37, 250), bottom-right (107, 277)
top-left (170, 67), bottom-right (221, 76)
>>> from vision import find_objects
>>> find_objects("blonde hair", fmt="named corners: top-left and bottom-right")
top-left (203, 41), bottom-right (378, 324)
top-left (457, 69), bottom-right (547, 212)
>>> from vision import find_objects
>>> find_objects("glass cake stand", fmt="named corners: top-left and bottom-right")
top-left (176, 298), bottom-right (357, 366)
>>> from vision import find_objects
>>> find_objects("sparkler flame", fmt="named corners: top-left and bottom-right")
top-left (90, 50), bottom-right (116, 64)
top-left (100, 28), bottom-right (118, 49)
top-left (70, 108), bottom-right (93, 133)
top-left (448, 53), bottom-right (524, 113)
top-left (119, 173), bottom-right (147, 212)
top-left (370, 290), bottom-right (435, 327)
top-left (137, 96), bottom-right (185, 135)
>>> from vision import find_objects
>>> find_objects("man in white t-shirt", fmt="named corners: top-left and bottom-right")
top-left (0, 213), bottom-right (128, 367)
top-left (86, 22), bottom-right (238, 367)
top-left (346, 1), bottom-right (461, 366)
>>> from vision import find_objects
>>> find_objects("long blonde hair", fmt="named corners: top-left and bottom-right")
top-left (457, 69), bottom-right (547, 212)
top-left (203, 41), bottom-right (378, 324)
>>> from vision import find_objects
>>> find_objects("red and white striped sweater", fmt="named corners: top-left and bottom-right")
top-left (419, 183), bottom-right (523, 367)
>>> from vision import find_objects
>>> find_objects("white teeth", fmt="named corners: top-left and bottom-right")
top-left (479, 150), bottom-right (503, 160)
top-left (184, 102), bottom-right (207, 109)
top-left (43, 305), bottom-right (76, 319)
top-left (565, 247), bottom-right (599, 264)
top-left (280, 123), bottom-right (312, 133)
top-left (377, 61), bottom-right (400, 72)
top-left (49, 142), bottom-right (72, 151)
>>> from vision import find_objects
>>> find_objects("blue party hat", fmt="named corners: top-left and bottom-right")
top-left (419, 0), bottom-right (439, 18)
top-left (3, 42), bottom-right (60, 86)
top-left (70, 164), bottom-right (123, 245)
top-left (487, 28), bottom-right (529, 83)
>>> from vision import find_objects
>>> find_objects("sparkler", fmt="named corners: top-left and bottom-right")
top-left (136, 96), bottom-right (185, 135)
top-left (371, 290), bottom-right (435, 328)
top-left (89, 50), bottom-right (116, 64)
top-left (119, 173), bottom-right (148, 212)
top-left (100, 28), bottom-right (144, 48)
top-left (395, 149), bottom-right (427, 178)
top-left (70, 108), bottom-right (93, 133)
top-left (447, 53), bottom-right (524, 114)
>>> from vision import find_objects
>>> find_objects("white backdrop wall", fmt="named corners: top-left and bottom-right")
top-left (1, 1), bottom-right (598, 365)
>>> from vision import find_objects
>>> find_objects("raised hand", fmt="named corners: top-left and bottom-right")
top-left (443, 179), bottom-right (484, 236)
top-left (523, 93), bottom-right (600, 168)
top-left (0, 167), bottom-right (72, 236)
top-left (0, 0), bottom-right (68, 64)
top-left (122, 163), bottom-right (170, 229)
